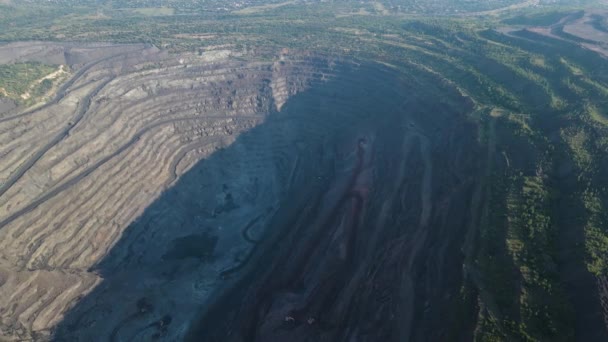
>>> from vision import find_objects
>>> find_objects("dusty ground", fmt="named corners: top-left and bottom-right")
top-left (0, 42), bottom-right (329, 341)
top-left (0, 40), bottom-right (483, 341)
top-left (500, 10), bottom-right (608, 57)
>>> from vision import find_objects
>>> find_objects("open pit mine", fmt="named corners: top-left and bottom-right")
top-left (0, 41), bottom-right (481, 341)
top-left (6, 0), bottom-right (608, 339)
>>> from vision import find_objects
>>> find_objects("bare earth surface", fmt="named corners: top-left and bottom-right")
top-left (0, 38), bottom-right (483, 341)
top-left (0, 43), bottom-right (326, 340)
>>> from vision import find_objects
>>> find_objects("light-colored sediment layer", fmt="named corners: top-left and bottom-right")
top-left (0, 43), bottom-right (335, 340)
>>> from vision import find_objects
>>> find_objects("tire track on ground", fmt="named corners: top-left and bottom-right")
top-left (0, 49), bottom-right (143, 123)
top-left (0, 77), bottom-right (114, 200)
top-left (0, 115), bottom-right (265, 230)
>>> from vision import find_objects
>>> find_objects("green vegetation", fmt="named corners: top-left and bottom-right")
top-left (582, 189), bottom-right (608, 276)
top-left (130, 7), bottom-right (175, 16)
top-left (0, 62), bottom-right (57, 102)
top-left (476, 113), bottom-right (574, 341)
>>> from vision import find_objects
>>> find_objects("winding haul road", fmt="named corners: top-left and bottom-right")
top-left (1, 41), bottom-right (309, 340)
top-left (0, 77), bottom-right (114, 199)
top-left (0, 47), bottom-right (276, 231)
top-left (0, 113), bottom-right (265, 230)
top-left (0, 43), bottom-right (468, 342)
top-left (0, 50), bottom-right (139, 123)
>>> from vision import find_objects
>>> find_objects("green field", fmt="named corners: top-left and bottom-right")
top-left (131, 7), bottom-right (174, 16)
top-left (0, 62), bottom-right (57, 105)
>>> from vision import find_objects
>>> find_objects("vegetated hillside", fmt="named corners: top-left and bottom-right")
top-left (8, 0), bottom-right (605, 18)
top-left (0, 3), bottom-right (607, 342)
top-left (11, 0), bottom-right (535, 15)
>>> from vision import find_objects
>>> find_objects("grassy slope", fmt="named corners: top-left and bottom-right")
top-left (0, 63), bottom-right (59, 105)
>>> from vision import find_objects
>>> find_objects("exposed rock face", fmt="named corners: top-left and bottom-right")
top-left (184, 66), bottom-right (482, 342)
top-left (0, 43), bottom-right (319, 340)
top-left (0, 42), bottom-right (481, 341)
top-left (0, 42), bottom-right (148, 66)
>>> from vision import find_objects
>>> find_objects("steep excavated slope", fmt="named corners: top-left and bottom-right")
top-left (5, 18), bottom-right (608, 340)
top-left (0, 45), bottom-right (327, 340)
top-left (54, 53), bottom-right (480, 342)
top-left (183, 71), bottom-right (481, 341)
top-left (0, 42), bottom-right (481, 341)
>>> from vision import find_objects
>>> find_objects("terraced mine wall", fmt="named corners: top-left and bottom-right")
top-left (0, 40), bottom-right (484, 341)
top-left (51, 51), bottom-right (481, 342)
top-left (182, 70), bottom-right (482, 341)
top-left (0, 44), bottom-right (324, 340)
top-left (4, 15), bottom-right (608, 339)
